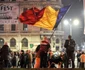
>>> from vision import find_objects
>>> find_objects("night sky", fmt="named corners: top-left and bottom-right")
top-left (61, 0), bottom-right (84, 45)
top-left (62, 0), bottom-right (76, 6)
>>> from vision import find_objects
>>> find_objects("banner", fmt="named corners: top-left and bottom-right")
top-left (83, 0), bottom-right (85, 34)
top-left (0, 3), bottom-right (19, 24)
top-left (30, 44), bottom-right (34, 48)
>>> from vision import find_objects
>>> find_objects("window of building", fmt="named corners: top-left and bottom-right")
top-left (0, 38), bottom-right (4, 47)
top-left (10, 38), bottom-right (16, 47)
top-left (11, 24), bottom-right (16, 31)
top-left (23, 24), bottom-right (28, 31)
top-left (56, 46), bottom-right (59, 51)
top-left (0, 24), bottom-right (4, 32)
top-left (23, 8), bottom-right (28, 32)
top-left (21, 38), bottom-right (28, 47)
top-left (56, 38), bottom-right (59, 43)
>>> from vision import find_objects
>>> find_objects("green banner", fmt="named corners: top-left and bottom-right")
top-left (30, 44), bottom-right (34, 48)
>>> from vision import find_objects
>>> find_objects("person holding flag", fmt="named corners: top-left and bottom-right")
top-left (34, 36), bottom-right (51, 68)
top-left (19, 5), bottom-right (71, 68)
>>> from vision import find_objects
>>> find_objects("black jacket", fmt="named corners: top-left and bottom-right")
top-left (1, 45), bottom-right (10, 60)
top-left (64, 39), bottom-right (75, 52)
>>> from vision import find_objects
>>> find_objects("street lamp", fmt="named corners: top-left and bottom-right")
top-left (73, 19), bottom-right (79, 25)
top-left (63, 19), bottom-right (79, 35)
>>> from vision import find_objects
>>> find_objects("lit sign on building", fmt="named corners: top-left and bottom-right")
top-left (0, 3), bottom-right (19, 24)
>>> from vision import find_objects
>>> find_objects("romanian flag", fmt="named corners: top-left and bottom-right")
top-left (19, 5), bottom-right (71, 30)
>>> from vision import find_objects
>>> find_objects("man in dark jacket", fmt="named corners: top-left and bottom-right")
top-left (64, 35), bottom-right (76, 68)
top-left (1, 43), bottom-right (11, 68)
top-left (20, 50), bottom-right (25, 68)
top-left (0, 48), bottom-right (3, 69)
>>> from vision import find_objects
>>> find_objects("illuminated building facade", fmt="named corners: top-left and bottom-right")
top-left (0, 0), bottom-right (64, 51)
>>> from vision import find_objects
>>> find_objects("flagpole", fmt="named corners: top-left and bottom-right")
top-left (49, 28), bottom-right (56, 40)
top-left (49, 5), bottom-right (72, 40)
top-left (49, 0), bottom-right (80, 40)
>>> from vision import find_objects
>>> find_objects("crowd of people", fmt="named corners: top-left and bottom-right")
top-left (0, 36), bottom-right (85, 68)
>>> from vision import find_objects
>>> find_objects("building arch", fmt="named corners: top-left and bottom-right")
top-left (0, 38), bottom-right (4, 47)
top-left (21, 38), bottom-right (28, 47)
top-left (10, 38), bottom-right (16, 47)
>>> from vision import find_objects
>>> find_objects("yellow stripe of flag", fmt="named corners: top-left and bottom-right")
top-left (34, 6), bottom-right (59, 30)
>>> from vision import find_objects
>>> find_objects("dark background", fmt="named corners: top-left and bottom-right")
top-left (61, 0), bottom-right (84, 46)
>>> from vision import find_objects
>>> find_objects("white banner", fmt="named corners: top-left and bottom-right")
top-left (83, 0), bottom-right (85, 34)
top-left (0, 3), bottom-right (19, 24)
